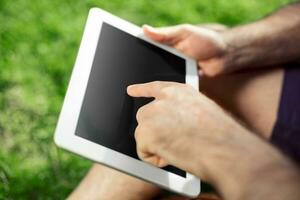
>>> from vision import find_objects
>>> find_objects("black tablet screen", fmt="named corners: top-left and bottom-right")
top-left (75, 22), bottom-right (186, 177)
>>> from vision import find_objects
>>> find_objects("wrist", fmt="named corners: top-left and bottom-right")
top-left (220, 29), bottom-right (244, 74)
top-left (189, 118), bottom-right (268, 190)
top-left (187, 115), bottom-right (250, 181)
top-left (220, 21), bottom-right (274, 74)
top-left (199, 29), bottom-right (238, 76)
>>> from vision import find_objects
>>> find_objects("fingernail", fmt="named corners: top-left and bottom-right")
top-left (143, 24), bottom-right (155, 32)
top-left (127, 85), bottom-right (135, 94)
top-left (127, 85), bottom-right (132, 91)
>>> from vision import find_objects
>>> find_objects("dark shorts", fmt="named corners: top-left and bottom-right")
top-left (271, 64), bottom-right (300, 164)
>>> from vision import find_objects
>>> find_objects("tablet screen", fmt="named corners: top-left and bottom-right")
top-left (76, 22), bottom-right (186, 177)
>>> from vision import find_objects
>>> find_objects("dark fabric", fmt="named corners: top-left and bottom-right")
top-left (271, 64), bottom-right (300, 164)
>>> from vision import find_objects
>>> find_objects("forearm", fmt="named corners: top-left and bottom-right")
top-left (222, 3), bottom-right (300, 72)
top-left (189, 128), bottom-right (300, 200)
top-left (240, 160), bottom-right (300, 200)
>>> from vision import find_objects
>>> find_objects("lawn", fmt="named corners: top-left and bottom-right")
top-left (0, 0), bottom-right (294, 199)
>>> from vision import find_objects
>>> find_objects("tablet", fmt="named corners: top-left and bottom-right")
top-left (54, 8), bottom-right (200, 197)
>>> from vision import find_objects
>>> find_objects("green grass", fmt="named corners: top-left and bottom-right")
top-left (0, 0), bottom-right (294, 199)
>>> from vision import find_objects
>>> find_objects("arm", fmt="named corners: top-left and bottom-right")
top-left (127, 81), bottom-right (300, 200)
top-left (189, 127), bottom-right (300, 200)
top-left (222, 2), bottom-right (300, 73)
top-left (143, 2), bottom-right (300, 76)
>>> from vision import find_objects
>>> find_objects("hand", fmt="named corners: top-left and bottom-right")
top-left (127, 81), bottom-right (298, 200)
top-left (127, 81), bottom-right (248, 181)
top-left (143, 24), bottom-right (228, 76)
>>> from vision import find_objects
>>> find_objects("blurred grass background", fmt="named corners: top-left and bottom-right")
top-left (0, 0), bottom-right (295, 199)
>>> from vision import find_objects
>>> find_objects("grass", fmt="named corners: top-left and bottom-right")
top-left (0, 0), bottom-right (295, 199)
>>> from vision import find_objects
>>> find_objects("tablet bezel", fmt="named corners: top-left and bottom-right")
top-left (54, 8), bottom-right (200, 197)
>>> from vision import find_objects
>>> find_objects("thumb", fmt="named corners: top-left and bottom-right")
top-left (143, 24), bottom-right (187, 45)
top-left (138, 152), bottom-right (169, 168)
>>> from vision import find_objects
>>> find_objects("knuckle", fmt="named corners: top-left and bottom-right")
top-left (134, 122), bottom-right (154, 141)
top-left (136, 104), bottom-right (153, 122)
top-left (150, 101), bottom-right (161, 111)
top-left (153, 80), bottom-right (162, 84)
top-left (136, 107), bottom-right (144, 122)
top-left (136, 149), bottom-right (147, 161)
top-left (134, 125), bottom-right (143, 141)
top-left (152, 81), bottom-right (162, 87)
top-left (160, 86), bottom-right (170, 96)
top-left (150, 81), bottom-right (163, 93)
top-left (161, 85), bottom-right (176, 96)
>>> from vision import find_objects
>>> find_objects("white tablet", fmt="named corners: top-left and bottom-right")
top-left (54, 8), bottom-right (200, 197)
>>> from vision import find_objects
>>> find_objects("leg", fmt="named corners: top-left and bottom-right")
top-left (67, 164), bottom-right (160, 200)
top-left (200, 68), bottom-right (283, 139)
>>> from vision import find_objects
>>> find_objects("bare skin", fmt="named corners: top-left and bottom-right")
top-left (68, 2), bottom-right (300, 200)
top-left (143, 3), bottom-right (300, 77)
top-left (68, 164), bottom-right (160, 200)
top-left (200, 68), bottom-right (283, 139)
top-left (68, 68), bottom-right (283, 200)
top-left (128, 80), bottom-right (300, 200)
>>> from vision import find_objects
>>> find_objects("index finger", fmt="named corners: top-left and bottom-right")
top-left (127, 81), bottom-right (176, 98)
